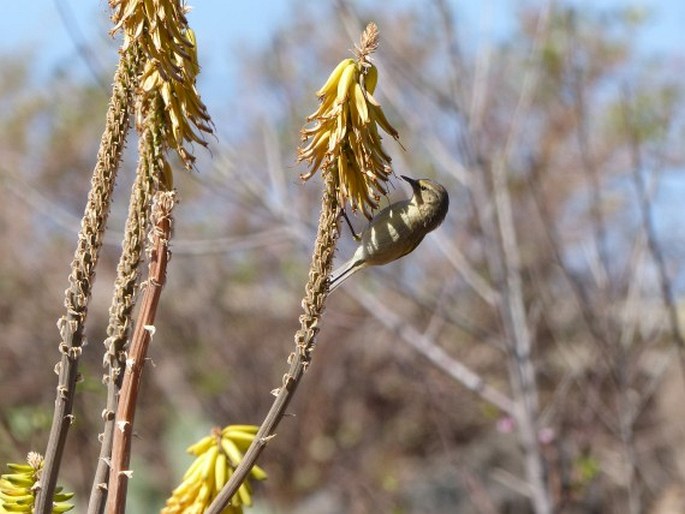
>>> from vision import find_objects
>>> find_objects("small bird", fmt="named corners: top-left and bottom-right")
top-left (329, 175), bottom-right (449, 292)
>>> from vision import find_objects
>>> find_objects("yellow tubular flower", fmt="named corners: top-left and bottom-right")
top-left (111, 0), bottom-right (213, 172)
top-left (161, 425), bottom-right (267, 514)
top-left (297, 23), bottom-right (400, 219)
top-left (0, 453), bottom-right (74, 513)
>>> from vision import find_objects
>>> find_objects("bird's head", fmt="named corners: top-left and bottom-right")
top-left (401, 175), bottom-right (449, 229)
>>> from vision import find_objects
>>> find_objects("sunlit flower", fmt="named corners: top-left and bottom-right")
top-left (0, 452), bottom-right (74, 513)
top-left (111, 0), bottom-right (213, 171)
top-left (298, 23), bottom-right (401, 218)
top-left (161, 425), bottom-right (267, 514)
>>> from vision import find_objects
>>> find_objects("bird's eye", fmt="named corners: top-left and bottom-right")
top-left (420, 185), bottom-right (427, 191)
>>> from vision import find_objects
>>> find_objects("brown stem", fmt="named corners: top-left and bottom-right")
top-left (35, 46), bottom-right (137, 514)
top-left (86, 45), bottom-right (143, 514)
top-left (95, 116), bottom-right (157, 513)
top-left (106, 192), bottom-right (175, 514)
top-left (206, 177), bottom-right (340, 514)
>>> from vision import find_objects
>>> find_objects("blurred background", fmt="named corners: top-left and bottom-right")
top-left (1, 1), bottom-right (684, 513)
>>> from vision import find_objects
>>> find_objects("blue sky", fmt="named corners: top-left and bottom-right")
top-left (1, 1), bottom-right (683, 115)
top-left (1, 1), bottom-right (683, 283)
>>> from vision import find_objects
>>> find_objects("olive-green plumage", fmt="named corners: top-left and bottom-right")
top-left (329, 175), bottom-right (449, 292)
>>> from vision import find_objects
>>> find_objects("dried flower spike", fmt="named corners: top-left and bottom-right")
top-left (298, 22), bottom-right (400, 218)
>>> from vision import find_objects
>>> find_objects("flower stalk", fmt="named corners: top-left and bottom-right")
top-left (207, 21), bottom-right (399, 514)
top-left (92, 2), bottom-right (213, 512)
top-left (105, 190), bottom-right (175, 514)
top-left (207, 175), bottom-right (341, 514)
top-left (35, 42), bottom-right (140, 514)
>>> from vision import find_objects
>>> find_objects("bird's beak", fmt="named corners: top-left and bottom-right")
top-left (401, 175), bottom-right (419, 189)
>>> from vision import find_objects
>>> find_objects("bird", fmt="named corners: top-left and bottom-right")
top-left (329, 175), bottom-right (449, 292)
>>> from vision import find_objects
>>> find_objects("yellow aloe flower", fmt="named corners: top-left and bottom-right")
top-left (111, 1), bottom-right (213, 171)
top-left (298, 22), bottom-right (401, 218)
top-left (161, 425), bottom-right (267, 514)
top-left (0, 452), bottom-right (74, 513)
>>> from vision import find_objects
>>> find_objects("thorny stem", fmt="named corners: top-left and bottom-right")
top-left (35, 46), bottom-right (138, 514)
top-left (106, 191), bottom-right (174, 514)
top-left (206, 176), bottom-right (340, 514)
top-left (86, 45), bottom-right (143, 514)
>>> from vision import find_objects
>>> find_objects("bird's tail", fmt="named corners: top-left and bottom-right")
top-left (328, 258), bottom-right (365, 293)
